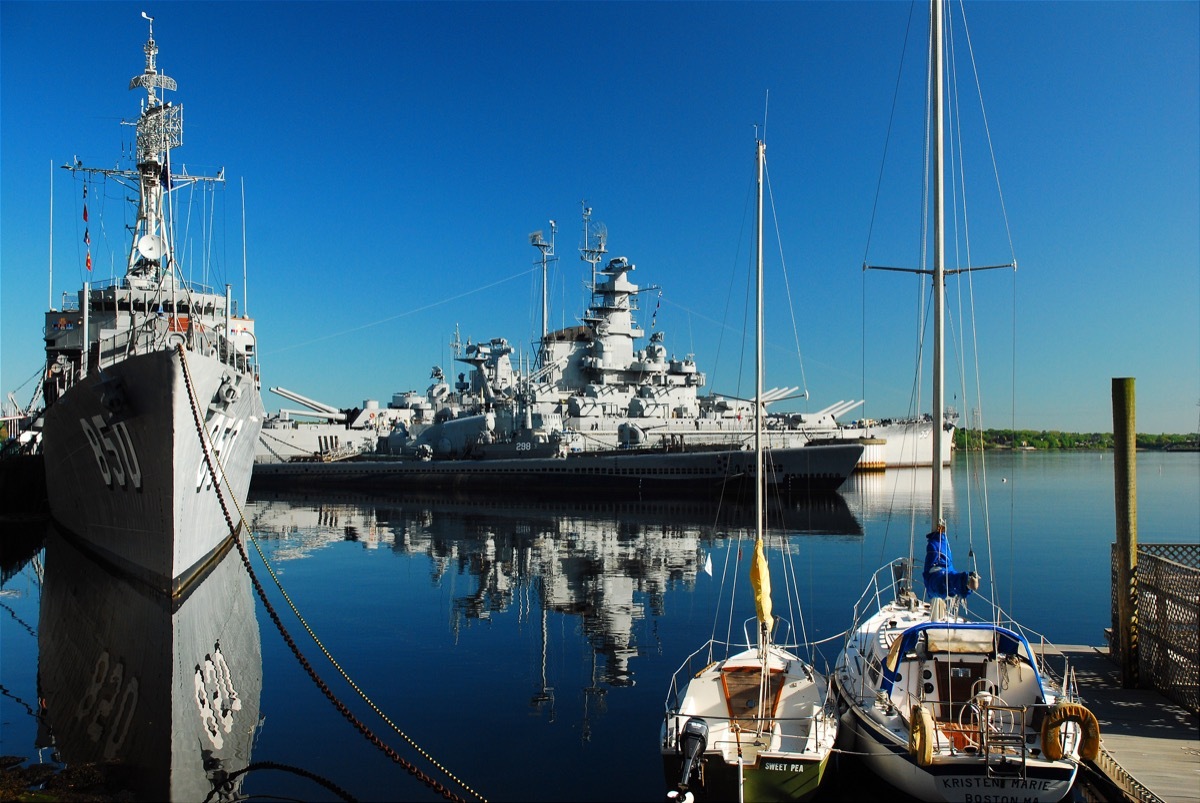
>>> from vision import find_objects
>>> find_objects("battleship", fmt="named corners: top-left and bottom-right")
top-left (383, 208), bottom-right (953, 469)
top-left (251, 436), bottom-right (864, 498)
top-left (255, 208), bottom-right (950, 470)
top-left (39, 14), bottom-right (263, 596)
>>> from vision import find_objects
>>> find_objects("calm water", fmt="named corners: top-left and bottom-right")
top-left (1, 450), bottom-right (1196, 801)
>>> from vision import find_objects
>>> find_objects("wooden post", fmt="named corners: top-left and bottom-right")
top-left (1112, 377), bottom-right (1139, 688)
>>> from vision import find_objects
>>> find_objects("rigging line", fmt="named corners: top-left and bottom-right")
top-left (862, 0), bottom-right (921, 266)
top-left (711, 529), bottom-right (732, 655)
top-left (205, 176), bottom-right (219, 285)
top-left (960, 0), bottom-right (1014, 622)
top-left (0, 600), bottom-right (37, 639)
top-left (265, 265), bottom-right (539, 356)
top-left (0, 683), bottom-right (39, 721)
top-left (661, 297), bottom-right (808, 364)
top-left (764, 161), bottom-right (810, 400)
top-left (949, 5), bottom-right (1002, 622)
top-left (878, 279), bottom-right (933, 571)
top-left (709, 174), bottom-right (756, 394)
top-left (9, 364), bottom-right (45, 397)
top-left (177, 348), bottom-right (485, 803)
top-left (956, 0), bottom-right (1018, 263)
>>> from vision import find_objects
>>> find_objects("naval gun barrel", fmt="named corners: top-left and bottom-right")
top-left (815, 399), bottom-right (866, 420)
top-left (270, 386), bottom-right (344, 418)
top-left (278, 408), bottom-right (346, 422)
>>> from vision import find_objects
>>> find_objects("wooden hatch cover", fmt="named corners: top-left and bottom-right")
top-left (720, 665), bottom-right (786, 730)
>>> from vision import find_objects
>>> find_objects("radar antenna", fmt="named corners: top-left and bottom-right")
top-left (579, 202), bottom-right (607, 304)
top-left (530, 221), bottom-right (557, 345)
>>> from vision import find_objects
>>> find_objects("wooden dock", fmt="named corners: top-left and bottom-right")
top-left (1058, 645), bottom-right (1199, 803)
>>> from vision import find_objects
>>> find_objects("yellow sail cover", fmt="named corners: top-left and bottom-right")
top-left (750, 538), bottom-right (774, 633)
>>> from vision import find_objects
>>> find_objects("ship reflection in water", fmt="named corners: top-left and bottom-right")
top-left (9, 491), bottom-right (860, 801)
top-left (37, 530), bottom-right (262, 801)
top-left (6, 454), bottom-right (1182, 800)
top-left (247, 491), bottom-right (862, 691)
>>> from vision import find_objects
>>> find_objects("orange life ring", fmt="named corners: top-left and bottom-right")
top-left (1041, 702), bottom-right (1100, 761)
top-left (909, 704), bottom-right (935, 766)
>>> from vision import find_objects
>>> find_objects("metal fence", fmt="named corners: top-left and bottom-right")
top-left (1110, 542), bottom-right (1200, 714)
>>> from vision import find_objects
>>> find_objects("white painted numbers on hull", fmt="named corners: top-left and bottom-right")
top-left (79, 416), bottom-right (142, 489)
top-left (193, 642), bottom-right (243, 748)
top-left (196, 411), bottom-right (243, 492)
top-left (77, 650), bottom-right (139, 759)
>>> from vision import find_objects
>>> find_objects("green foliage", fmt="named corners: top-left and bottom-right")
top-left (954, 429), bottom-right (1198, 451)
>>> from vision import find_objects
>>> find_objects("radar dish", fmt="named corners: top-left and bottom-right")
top-left (591, 221), bottom-right (608, 249)
top-left (137, 234), bottom-right (164, 259)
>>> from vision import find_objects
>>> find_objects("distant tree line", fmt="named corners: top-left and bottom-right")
top-left (954, 429), bottom-right (1199, 451)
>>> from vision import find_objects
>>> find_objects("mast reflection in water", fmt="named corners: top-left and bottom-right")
top-left (37, 530), bottom-right (262, 801)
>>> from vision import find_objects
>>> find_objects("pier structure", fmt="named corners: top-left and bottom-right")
top-left (1095, 377), bottom-right (1200, 801)
top-left (1058, 644), bottom-right (1199, 803)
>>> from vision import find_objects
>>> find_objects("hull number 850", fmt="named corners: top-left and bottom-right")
top-left (80, 415), bottom-right (143, 490)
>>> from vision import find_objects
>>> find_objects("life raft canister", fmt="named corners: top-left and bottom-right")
top-left (1040, 702), bottom-right (1100, 761)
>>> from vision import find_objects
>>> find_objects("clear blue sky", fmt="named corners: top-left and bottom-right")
top-left (3, 1), bottom-right (1197, 435)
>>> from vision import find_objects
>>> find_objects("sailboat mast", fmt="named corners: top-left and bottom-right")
top-left (931, 0), bottom-right (946, 528)
top-left (755, 138), bottom-right (766, 538)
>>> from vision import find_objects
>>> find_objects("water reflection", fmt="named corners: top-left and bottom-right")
top-left (844, 465), bottom-right (956, 521)
top-left (37, 529), bottom-right (262, 801)
top-left (248, 491), bottom-right (861, 689)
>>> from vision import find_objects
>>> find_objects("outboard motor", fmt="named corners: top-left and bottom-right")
top-left (668, 717), bottom-right (709, 801)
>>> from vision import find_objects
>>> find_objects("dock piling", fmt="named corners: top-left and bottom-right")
top-left (1111, 377), bottom-right (1139, 689)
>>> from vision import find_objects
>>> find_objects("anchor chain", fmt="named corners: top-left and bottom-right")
top-left (178, 344), bottom-right (484, 803)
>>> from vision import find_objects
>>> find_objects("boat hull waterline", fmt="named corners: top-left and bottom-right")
top-left (251, 442), bottom-right (864, 498)
top-left (661, 644), bottom-right (834, 802)
top-left (42, 348), bottom-right (262, 595)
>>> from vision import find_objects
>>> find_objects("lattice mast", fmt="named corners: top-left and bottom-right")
top-left (125, 12), bottom-right (182, 285)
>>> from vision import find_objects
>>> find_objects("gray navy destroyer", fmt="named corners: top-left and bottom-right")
top-left (40, 15), bottom-right (263, 596)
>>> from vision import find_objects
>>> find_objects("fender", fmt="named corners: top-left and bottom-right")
top-left (909, 704), bottom-right (935, 766)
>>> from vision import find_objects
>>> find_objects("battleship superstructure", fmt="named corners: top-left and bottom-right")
top-left (251, 208), bottom-right (949, 470)
top-left (375, 208), bottom-right (951, 470)
top-left (40, 15), bottom-right (263, 595)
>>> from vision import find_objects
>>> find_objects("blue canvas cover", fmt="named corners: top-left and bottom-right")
top-left (879, 622), bottom-right (1047, 699)
top-left (922, 530), bottom-right (977, 599)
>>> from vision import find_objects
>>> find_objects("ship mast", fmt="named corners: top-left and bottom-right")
top-left (530, 221), bottom-right (557, 347)
top-left (579, 203), bottom-right (607, 305)
top-left (126, 12), bottom-right (182, 288)
top-left (62, 14), bottom-right (224, 295)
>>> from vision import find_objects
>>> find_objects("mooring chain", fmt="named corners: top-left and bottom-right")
top-left (177, 345), bottom-right (484, 803)
top-left (202, 761), bottom-right (359, 803)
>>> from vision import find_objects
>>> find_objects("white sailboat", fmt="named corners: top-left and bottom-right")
top-left (830, 2), bottom-right (1099, 801)
top-left (39, 14), bottom-right (263, 597)
top-left (659, 139), bottom-right (837, 802)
